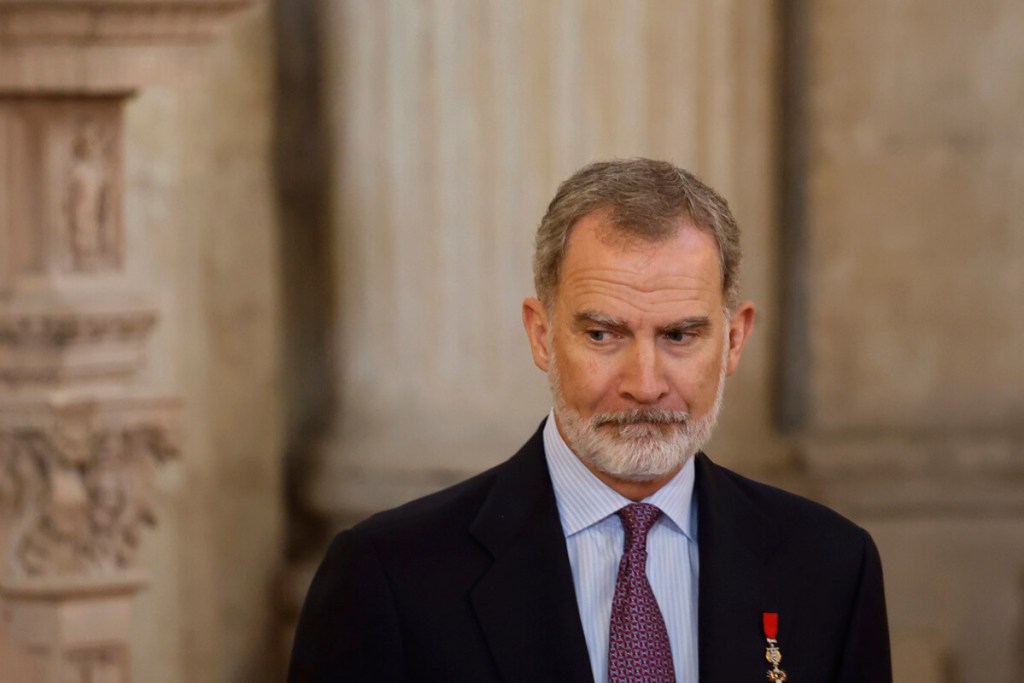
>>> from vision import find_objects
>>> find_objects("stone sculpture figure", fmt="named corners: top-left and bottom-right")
top-left (65, 121), bottom-right (111, 272)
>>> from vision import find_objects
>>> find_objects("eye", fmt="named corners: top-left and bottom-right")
top-left (587, 330), bottom-right (609, 342)
top-left (664, 329), bottom-right (694, 343)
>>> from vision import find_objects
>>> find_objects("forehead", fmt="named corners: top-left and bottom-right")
top-left (557, 213), bottom-right (724, 314)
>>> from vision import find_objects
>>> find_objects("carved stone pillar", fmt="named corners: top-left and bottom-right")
top-left (0, 3), bottom-right (252, 682)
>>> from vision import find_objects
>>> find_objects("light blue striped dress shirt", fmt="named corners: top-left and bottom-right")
top-left (543, 412), bottom-right (699, 683)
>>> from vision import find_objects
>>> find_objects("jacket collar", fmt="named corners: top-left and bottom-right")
top-left (469, 423), bottom-right (595, 683)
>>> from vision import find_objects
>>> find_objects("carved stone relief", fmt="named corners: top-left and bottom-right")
top-left (0, 98), bottom-right (124, 283)
top-left (0, 310), bottom-right (156, 350)
top-left (1, 2), bottom-right (255, 680)
top-left (0, 306), bottom-right (158, 385)
top-left (0, 398), bottom-right (179, 585)
top-left (64, 118), bottom-right (120, 274)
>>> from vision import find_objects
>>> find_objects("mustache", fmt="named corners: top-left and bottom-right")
top-left (591, 408), bottom-right (690, 427)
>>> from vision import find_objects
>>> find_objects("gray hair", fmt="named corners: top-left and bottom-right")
top-left (533, 158), bottom-right (742, 311)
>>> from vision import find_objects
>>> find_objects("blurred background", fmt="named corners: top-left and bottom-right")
top-left (3, 0), bottom-right (1021, 681)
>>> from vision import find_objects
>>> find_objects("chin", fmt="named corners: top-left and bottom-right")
top-left (577, 438), bottom-right (695, 483)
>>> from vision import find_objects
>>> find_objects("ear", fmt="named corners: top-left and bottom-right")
top-left (725, 301), bottom-right (756, 376)
top-left (522, 297), bottom-right (552, 372)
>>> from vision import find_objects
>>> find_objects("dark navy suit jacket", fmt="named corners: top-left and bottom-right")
top-left (288, 424), bottom-right (891, 682)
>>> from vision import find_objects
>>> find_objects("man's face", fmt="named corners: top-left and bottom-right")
top-left (523, 211), bottom-right (754, 486)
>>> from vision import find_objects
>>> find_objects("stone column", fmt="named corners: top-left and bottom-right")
top-left (784, 1), bottom-right (1024, 680)
top-left (0, 3), bottom-right (252, 682)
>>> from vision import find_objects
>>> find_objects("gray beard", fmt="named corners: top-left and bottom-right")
top-left (548, 343), bottom-right (728, 482)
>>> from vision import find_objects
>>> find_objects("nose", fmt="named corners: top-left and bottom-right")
top-left (618, 341), bottom-right (670, 404)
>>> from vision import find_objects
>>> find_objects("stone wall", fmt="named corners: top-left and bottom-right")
top-left (126, 5), bottom-right (284, 683)
top-left (0, 1), bottom-right (282, 682)
top-left (798, 2), bottom-right (1024, 680)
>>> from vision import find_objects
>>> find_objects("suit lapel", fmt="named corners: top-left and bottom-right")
top-left (469, 427), bottom-right (595, 683)
top-left (696, 453), bottom-right (779, 683)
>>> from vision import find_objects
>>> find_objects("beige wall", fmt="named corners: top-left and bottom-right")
top-left (807, 0), bottom-right (1024, 431)
top-left (804, 2), bottom-right (1024, 680)
top-left (126, 4), bottom-right (284, 682)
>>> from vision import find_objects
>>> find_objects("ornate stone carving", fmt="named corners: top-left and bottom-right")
top-left (64, 118), bottom-right (119, 273)
top-left (0, 0), bottom-right (258, 92)
top-left (0, 310), bottom-right (156, 349)
top-left (0, 307), bottom-right (158, 385)
top-left (0, 2), bottom-right (255, 680)
top-left (0, 398), bottom-right (179, 584)
top-left (0, 98), bottom-right (124, 284)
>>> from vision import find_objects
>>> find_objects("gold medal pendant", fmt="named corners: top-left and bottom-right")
top-left (765, 639), bottom-right (787, 681)
top-left (762, 612), bottom-right (789, 682)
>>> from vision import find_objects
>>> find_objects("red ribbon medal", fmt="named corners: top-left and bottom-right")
top-left (763, 612), bottom-right (788, 681)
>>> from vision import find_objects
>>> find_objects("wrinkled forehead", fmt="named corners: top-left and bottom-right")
top-left (559, 212), bottom-right (723, 285)
top-left (557, 215), bottom-right (725, 310)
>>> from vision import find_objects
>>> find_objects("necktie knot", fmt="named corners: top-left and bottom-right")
top-left (617, 503), bottom-right (662, 553)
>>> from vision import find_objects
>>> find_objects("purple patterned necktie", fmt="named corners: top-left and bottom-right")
top-left (608, 503), bottom-right (676, 683)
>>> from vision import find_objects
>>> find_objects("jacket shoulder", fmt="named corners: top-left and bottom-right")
top-left (351, 461), bottom-right (502, 542)
top-left (698, 453), bottom-right (875, 558)
top-left (342, 424), bottom-right (550, 559)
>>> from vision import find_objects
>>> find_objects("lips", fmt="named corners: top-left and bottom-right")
top-left (592, 409), bottom-right (690, 429)
top-left (608, 423), bottom-right (680, 443)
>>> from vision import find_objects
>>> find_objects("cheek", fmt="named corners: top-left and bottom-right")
top-left (688, 357), bottom-right (725, 407)
top-left (558, 349), bottom-right (616, 408)
top-left (668, 352), bottom-right (724, 408)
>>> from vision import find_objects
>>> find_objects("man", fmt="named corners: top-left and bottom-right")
top-left (288, 159), bottom-right (891, 682)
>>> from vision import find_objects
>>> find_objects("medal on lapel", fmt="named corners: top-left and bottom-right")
top-left (762, 612), bottom-right (788, 681)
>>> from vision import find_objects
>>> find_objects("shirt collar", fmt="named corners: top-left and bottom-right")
top-left (542, 410), bottom-right (696, 541)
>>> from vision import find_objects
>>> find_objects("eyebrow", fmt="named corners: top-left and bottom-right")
top-left (573, 310), bottom-right (626, 331)
top-left (657, 316), bottom-right (711, 336)
top-left (573, 310), bottom-right (711, 336)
